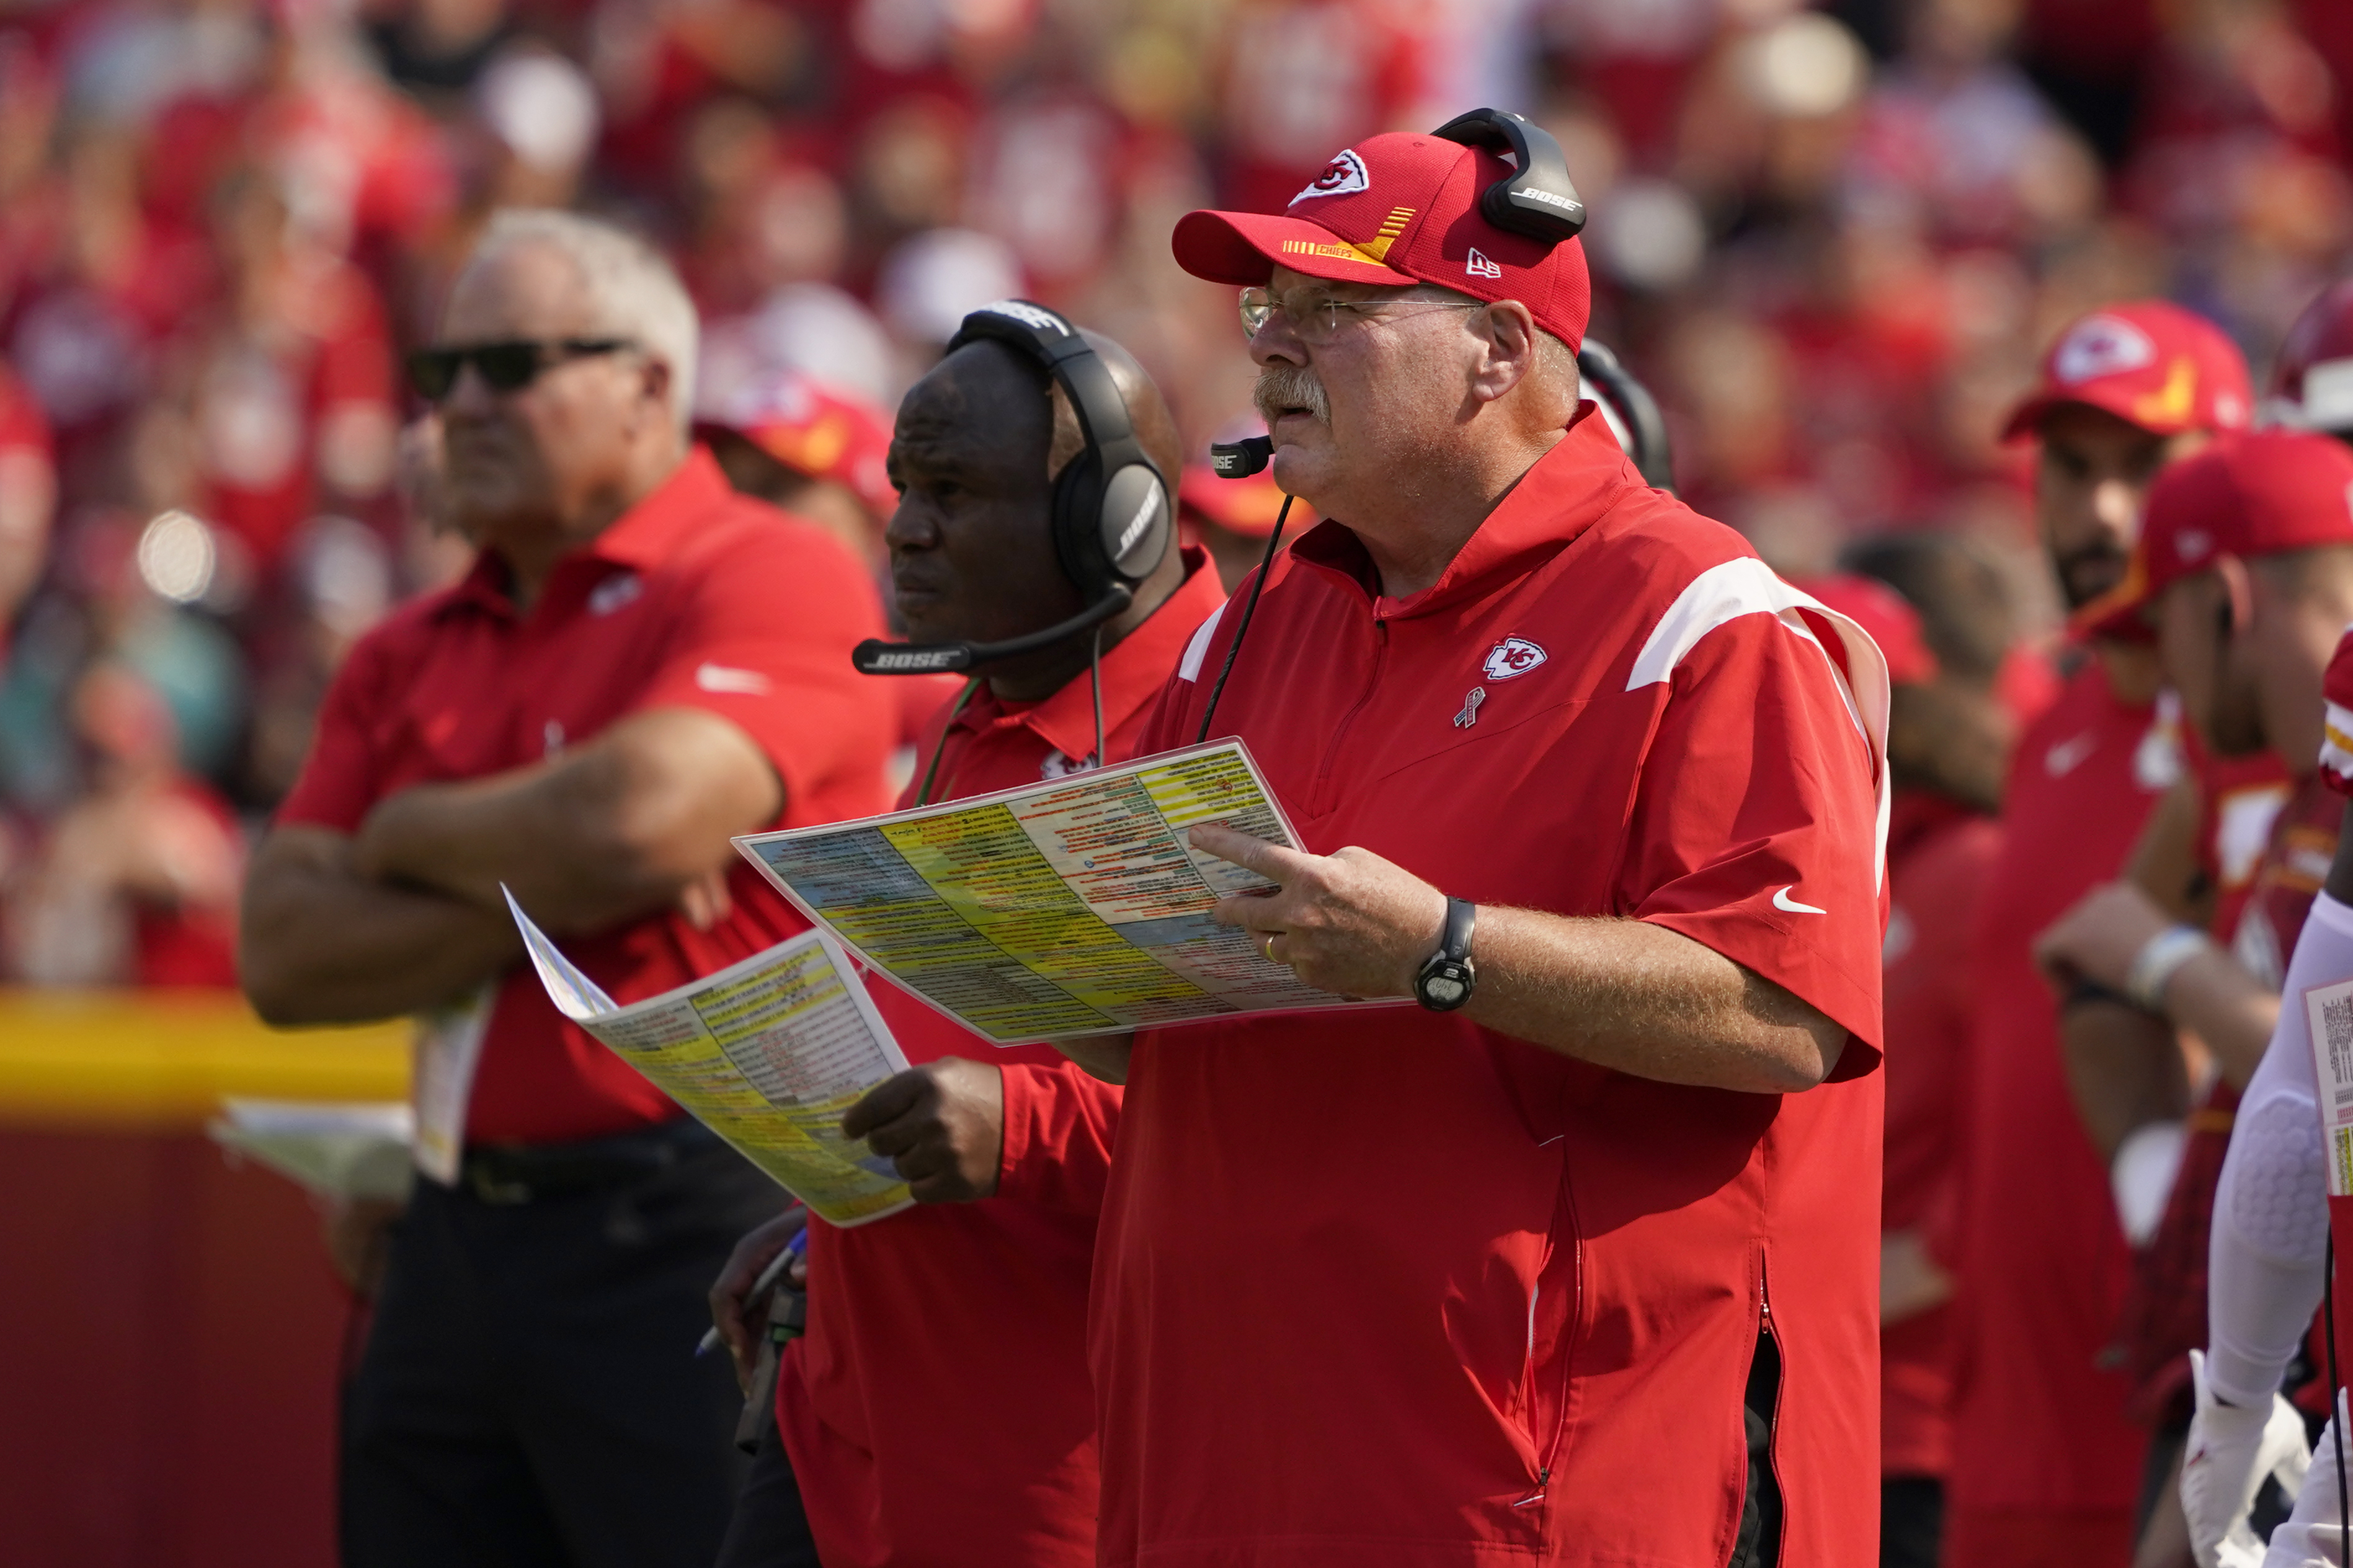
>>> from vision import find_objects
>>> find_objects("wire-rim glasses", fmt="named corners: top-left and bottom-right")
top-left (1237, 286), bottom-right (1482, 345)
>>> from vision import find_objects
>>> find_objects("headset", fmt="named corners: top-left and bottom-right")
top-left (1429, 108), bottom-right (1587, 246)
top-left (852, 299), bottom-right (1173, 678)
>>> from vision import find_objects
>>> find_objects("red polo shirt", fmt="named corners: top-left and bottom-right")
top-left (1946, 659), bottom-right (2173, 1538)
top-left (1098, 413), bottom-right (1887, 1567)
top-left (276, 448), bottom-right (895, 1146)
top-left (775, 551), bottom-right (1227, 1568)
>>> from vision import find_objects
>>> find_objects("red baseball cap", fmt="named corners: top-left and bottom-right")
top-left (2001, 301), bottom-right (2253, 441)
top-left (1171, 133), bottom-right (1591, 352)
top-left (1795, 575), bottom-right (1939, 687)
top-left (2137, 428), bottom-right (2353, 603)
top-left (697, 368), bottom-right (897, 520)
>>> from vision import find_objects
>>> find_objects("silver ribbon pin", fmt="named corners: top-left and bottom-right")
top-left (1453, 686), bottom-right (1485, 729)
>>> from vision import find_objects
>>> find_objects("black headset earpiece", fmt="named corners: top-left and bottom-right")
top-left (943, 301), bottom-right (1172, 601)
top-left (1429, 108), bottom-right (1586, 246)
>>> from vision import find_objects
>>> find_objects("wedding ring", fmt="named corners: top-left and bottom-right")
top-left (1263, 934), bottom-right (1280, 963)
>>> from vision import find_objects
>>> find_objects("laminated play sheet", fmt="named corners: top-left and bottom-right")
top-left (734, 740), bottom-right (1388, 1045)
top-left (504, 890), bottom-right (914, 1226)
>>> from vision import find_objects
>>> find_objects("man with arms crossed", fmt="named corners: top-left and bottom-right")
top-left (240, 210), bottom-right (894, 1567)
top-left (707, 307), bottom-right (1225, 1568)
top-left (1070, 123), bottom-right (1888, 1564)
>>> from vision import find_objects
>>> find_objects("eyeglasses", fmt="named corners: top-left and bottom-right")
top-left (404, 339), bottom-right (637, 402)
top-left (1237, 286), bottom-right (1483, 345)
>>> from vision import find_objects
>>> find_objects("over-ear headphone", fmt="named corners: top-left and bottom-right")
top-left (1429, 109), bottom-right (1587, 245)
top-left (853, 299), bottom-right (1173, 675)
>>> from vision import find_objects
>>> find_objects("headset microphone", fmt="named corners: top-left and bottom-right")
top-left (1209, 435), bottom-right (1273, 478)
top-left (852, 588), bottom-right (1134, 675)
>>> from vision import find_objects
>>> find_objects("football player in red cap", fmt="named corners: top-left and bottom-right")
top-left (2031, 430), bottom-right (2353, 1562)
top-left (1944, 300), bottom-right (2252, 1567)
top-left (1070, 114), bottom-right (1890, 1566)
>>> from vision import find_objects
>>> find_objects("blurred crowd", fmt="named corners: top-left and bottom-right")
top-left (1, 0), bottom-right (2351, 988)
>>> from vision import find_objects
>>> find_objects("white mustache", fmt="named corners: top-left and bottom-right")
top-left (1253, 365), bottom-right (1330, 427)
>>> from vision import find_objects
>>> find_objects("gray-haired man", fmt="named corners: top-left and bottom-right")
top-left (241, 210), bottom-right (892, 1566)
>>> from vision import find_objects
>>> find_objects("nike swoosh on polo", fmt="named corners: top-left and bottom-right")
top-left (2045, 732), bottom-right (2097, 776)
top-left (695, 663), bottom-right (771, 695)
top-left (1773, 886), bottom-right (1826, 915)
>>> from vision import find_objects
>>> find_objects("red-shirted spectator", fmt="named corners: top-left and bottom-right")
top-left (708, 311), bottom-right (1224, 1568)
top-left (5, 661), bottom-right (242, 986)
top-left (238, 209), bottom-right (894, 1568)
top-left (144, 165), bottom-right (398, 575)
top-left (1947, 299), bottom-right (2248, 1568)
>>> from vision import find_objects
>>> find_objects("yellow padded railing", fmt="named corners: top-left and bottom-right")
top-left (0, 990), bottom-right (408, 1128)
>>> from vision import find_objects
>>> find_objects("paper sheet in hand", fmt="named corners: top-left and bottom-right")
top-left (2307, 977), bottom-right (2353, 1196)
top-left (209, 1099), bottom-right (416, 1202)
top-left (503, 890), bottom-right (914, 1226)
top-left (734, 739), bottom-right (1388, 1045)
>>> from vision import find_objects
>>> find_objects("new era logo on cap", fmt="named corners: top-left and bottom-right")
top-left (1466, 248), bottom-right (1501, 280)
top-left (2055, 314), bottom-right (2156, 385)
top-left (2174, 528), bottom-right (2211, 564)
top-left (1294, 150), bottom-right (1370, 203)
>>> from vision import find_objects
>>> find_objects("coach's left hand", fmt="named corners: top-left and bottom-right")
top-left (1191, 824), bottom-right (1447, 998)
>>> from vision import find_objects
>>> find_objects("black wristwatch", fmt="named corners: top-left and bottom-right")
top-left (1414, 897), bottom-right (1478, 1012)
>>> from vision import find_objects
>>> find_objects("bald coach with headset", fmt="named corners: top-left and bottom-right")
top-left (709, 303), bottom-right (1225, 1568)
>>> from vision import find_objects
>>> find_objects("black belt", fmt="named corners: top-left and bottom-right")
top-left (458, 1116), bottom-right (721, 1205)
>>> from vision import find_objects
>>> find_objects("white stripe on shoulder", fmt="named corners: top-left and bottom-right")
top-left (1627, 554), bottom-right (1897, 893)
top-left (1627, 557), bottom-right (1815, 689)
top-left (1177, 600), bottom-right (1227, 683)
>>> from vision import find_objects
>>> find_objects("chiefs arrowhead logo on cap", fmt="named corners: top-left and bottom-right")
top-left (1292, 149), bottom-right (1370, 205)
top-left (2055, 314), bottom-right (2157, 386)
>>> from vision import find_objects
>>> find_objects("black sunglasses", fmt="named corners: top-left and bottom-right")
top-left (404, 338), bottom-right (636, 401)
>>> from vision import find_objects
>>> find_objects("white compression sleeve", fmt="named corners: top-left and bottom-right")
top-left (2209, 892), bottom-right (2353, 1409)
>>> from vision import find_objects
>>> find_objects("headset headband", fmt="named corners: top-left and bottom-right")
top-left (946, 303), bottom-right (1155, 482)
top-left (1430, 108), bottom-right (1587, 245)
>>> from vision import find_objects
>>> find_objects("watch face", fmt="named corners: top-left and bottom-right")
top-left (1418, 960), bottom-right (1473, 1011)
